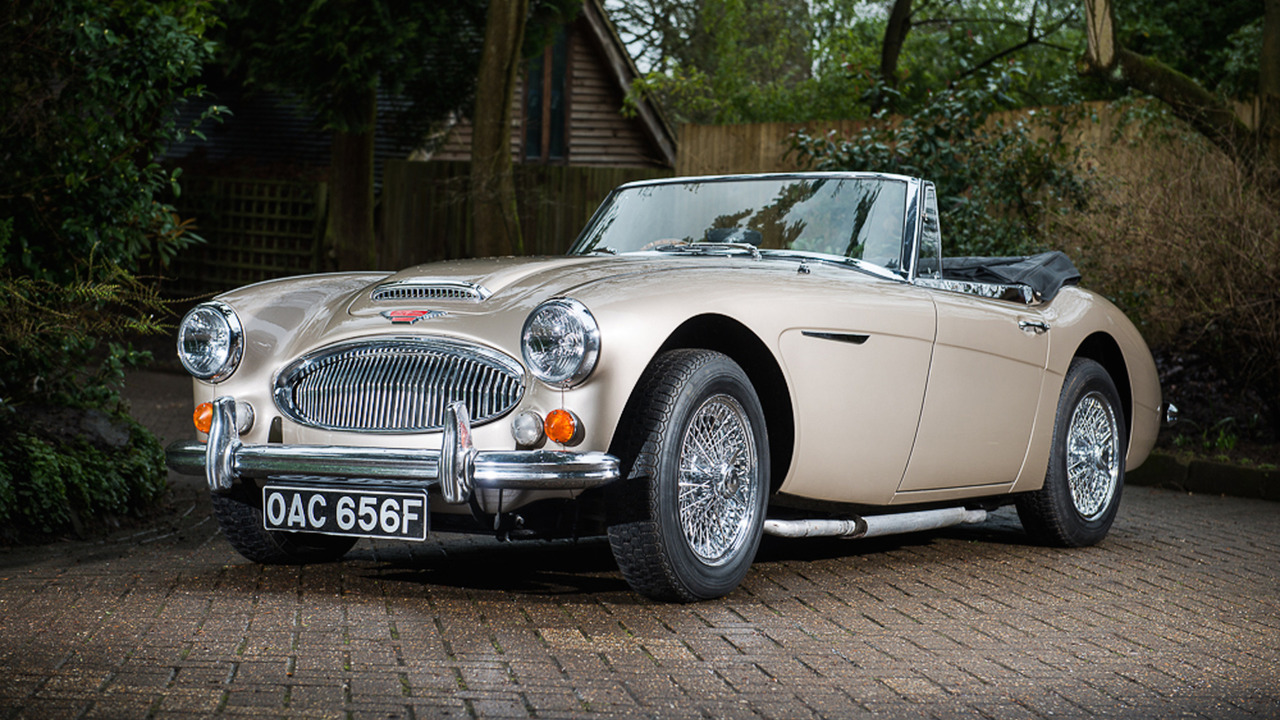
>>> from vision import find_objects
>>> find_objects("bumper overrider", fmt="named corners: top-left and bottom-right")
top-left (165, 396), bottom-right (621, 504)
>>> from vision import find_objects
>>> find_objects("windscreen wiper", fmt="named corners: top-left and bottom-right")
top-left (758, 250), bottom-right (904, 281)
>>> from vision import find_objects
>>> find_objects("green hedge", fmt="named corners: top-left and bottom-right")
top-left (0, 413), bottom-right (167, 538)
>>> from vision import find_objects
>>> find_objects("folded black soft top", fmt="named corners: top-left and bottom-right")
top-left (941, 250), bottom-right (1081, 302)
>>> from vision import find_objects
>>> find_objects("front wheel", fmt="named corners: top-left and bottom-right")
top-left (211, 482), bottom-right (357, 564)
top-left (1017, 358), bottom-right (1126, 547)
top-left (607, 350), bottom-right (769, 602)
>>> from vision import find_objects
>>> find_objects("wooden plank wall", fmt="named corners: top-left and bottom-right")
top-left (432, 18), bottom-right (664, 168)
top-left (380, 160), bottom-right (671, 269)
top-left (566, 21), bottom-right (661, 167)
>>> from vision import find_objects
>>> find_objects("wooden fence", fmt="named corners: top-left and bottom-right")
top-left (674, 102), bottom-right (1134, 176)
top-left (677, 119), bottom-right (875, 176)
top-left (380, 160), bottom-right (671, 267)
top-left (170, 177), bottom-right (328, 295)
top-left (168, 162), bottom-right (667, 293)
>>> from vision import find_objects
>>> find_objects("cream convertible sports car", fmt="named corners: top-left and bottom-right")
top-left (167, 172), bottom-right (1167, 601)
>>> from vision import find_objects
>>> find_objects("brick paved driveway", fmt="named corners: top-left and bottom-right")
top-left (0, 372), bottom-right (1276, 719)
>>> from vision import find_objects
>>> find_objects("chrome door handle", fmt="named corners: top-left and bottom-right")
top-left (1018, 320), bottom-right (1051, 334)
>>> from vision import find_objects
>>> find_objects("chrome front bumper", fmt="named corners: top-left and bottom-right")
top-left (165, 396), bottom-right (621, 504)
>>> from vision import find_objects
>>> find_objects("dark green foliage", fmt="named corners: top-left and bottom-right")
top-left (1, 0), bottom-right (218, 277)
top-left (0, 0), bottom-right (217, 536)
top-left (791, 66), bottom-right (1090, 257)
top-left (219, 0), bottom-right (478, 140)
top-left (1, 0), bottom-right (214, 398)
top-left (0, 415), bottom-right (167, 537)
top-left (218, 0), bottom-right (579, 148)
top-left (1115, 0), bottom-right (1264, 98)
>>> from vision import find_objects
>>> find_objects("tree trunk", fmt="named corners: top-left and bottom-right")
top-left (1080, 0), bottom-right (1255, 167)
top-left (1107, 49), bottom-right (1255, 160)
top-left (875, 0), bottom-right (913, 114)
top-left (470, 0), bottom-right (529, 258)
top-left (328, 88), bottom-right (378, 270)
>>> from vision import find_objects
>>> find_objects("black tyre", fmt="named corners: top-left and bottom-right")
top-left (607, 350), bottom-right (769, 601)
top-left (211, 482), bottom-right (357, 564)
top-left (1017, 358), bottom-right (1126, 547)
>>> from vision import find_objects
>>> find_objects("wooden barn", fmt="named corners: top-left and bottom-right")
top-left (379, 0), bottom-right (678, 264)
top-left (427, 0), bottom-right (676, 169)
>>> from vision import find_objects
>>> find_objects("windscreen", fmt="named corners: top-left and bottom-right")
top-left (570, 176), bottom-right (908, 270)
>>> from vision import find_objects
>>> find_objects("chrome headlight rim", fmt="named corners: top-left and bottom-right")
top-left (521, 297), bottom-right (601, 389)
top-left (177, 301), bottom-right (244, 383)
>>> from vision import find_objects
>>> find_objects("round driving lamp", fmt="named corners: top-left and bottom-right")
top-left (521, 298), bottom-right (600, 388)
top-left (511, 410), bottom-right (546, 447)
top-left (177, 301), bottom-right (244, 382)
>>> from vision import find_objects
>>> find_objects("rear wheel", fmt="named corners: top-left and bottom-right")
top-left (211, 482), bottom-right (356, 564)
top-left (1017, 358), bottom-right (1126, 547)
top-left (607, 350), bottom-right (769, 601)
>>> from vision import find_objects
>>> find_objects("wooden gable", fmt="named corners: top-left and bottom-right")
top-left (429, 0), bottom-right (675, 168)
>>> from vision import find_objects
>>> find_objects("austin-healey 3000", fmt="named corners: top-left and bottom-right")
top-left (167, 172), bottom-right (1168, 601)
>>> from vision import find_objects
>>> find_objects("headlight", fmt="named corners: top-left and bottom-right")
top-left (177, 301), bottom-right (244, 382)
top-left (521, 298), bottom-right (600, 388)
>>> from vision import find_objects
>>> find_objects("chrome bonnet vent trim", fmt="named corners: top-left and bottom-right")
top-left (274, 337), bottom-right (525, 433)
top-left (370, 279), bottom-right (491, 303)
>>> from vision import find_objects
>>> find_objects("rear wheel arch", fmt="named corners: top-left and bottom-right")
top-left (610, 314), bottom-right (794, 495)
top-left (1072, 332), bottom-right (1132, 442)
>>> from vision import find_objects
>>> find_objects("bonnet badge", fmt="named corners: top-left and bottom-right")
top-left (381, 309), bottom-right (447, 324)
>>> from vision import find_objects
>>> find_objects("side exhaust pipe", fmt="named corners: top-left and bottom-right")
top-left (763, 507), bottom-right (987, 540)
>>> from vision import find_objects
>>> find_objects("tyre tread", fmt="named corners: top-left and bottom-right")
top-left (1017, 357), bottom-right (1125, 548)
top-left (212, 486), bottom-right (356, 564)
top-left (607, 349), bottom-right (749, 602)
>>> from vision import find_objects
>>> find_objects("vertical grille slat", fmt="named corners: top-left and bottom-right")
top-left (275, 338), bottom-right (525, 433)
top-left (369, 280), bottom-right (491, 303)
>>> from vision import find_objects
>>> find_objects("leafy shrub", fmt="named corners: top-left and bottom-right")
top-left (790, 66), bottom-right (1091, 257)
top-left (0, 0), bottom-right (218, 535)
top-left (0, 414), bottom-right (167, 538)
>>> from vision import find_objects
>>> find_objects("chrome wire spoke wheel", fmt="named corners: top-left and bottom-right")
top-left (606, 349), bottom-right (769, 601)
top-left (676, 393), bottom-right (759, 566)
top-left (1065, 391), bottom-right (1120, 521)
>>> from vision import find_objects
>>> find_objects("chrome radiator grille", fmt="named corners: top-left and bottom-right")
top-left (274, 338), bottom-right (525, 433)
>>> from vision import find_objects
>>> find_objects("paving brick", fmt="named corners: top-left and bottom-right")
top-left (0, 370), bottom-right (1278, 719)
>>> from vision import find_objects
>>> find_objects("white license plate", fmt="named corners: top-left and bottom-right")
top-left (262, 486), bottom-right (428, 540)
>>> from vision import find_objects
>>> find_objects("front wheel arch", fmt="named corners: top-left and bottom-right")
top-left (621, 313), bottom-right (793, 495)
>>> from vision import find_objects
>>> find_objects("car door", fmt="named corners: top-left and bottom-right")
top-left (896, 290), bottom-right (1050, 492)
top-left (776, 275), bottom-right (937, 505)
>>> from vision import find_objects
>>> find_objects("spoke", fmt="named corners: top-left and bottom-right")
top-left (676, 393), bottom-right (759, 565)
top-left (1065, 392), bottom-right (1119, 520)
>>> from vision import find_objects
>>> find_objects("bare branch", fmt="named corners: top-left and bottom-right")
top-left (953, 10), bottom-right (1076, 83)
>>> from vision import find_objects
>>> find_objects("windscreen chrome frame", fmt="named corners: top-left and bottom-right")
top-left (567, 171), bottom-right (922, 267)
top-left (900, 177), bottom-right (925, 282)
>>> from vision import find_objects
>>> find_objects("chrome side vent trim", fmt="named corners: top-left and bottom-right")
top-left (370, 279), bottom-right (491, 303)
top-left (274, 337), bottom-right (525, 433)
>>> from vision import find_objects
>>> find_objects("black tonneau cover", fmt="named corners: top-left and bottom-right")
top-left (941, 251), bottom-right (1081, 302)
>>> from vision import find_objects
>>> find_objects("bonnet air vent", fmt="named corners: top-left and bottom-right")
top-left (370, 279), bottom-right (491, 303)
